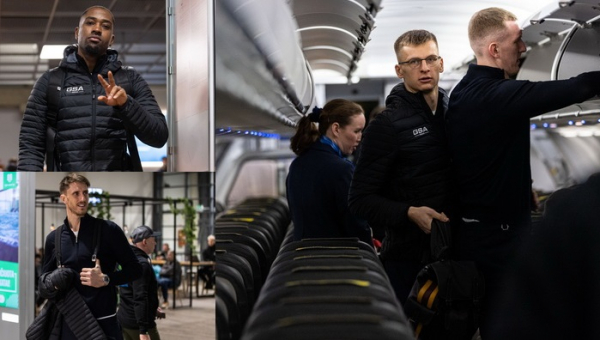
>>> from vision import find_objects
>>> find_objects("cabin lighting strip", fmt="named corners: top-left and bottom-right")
top-left (216, 127), bottom-right (280, 139)
top-left (530, 119), bottom-right (600, 130)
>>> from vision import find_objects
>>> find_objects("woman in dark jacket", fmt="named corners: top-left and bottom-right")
top-left (286, 99), bottom-right (371, 246)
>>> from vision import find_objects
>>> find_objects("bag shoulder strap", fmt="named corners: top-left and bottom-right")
top-left (91, 218), bottom-right (102, 262)
top-left (115, 66), bottom-right (142, 171)
top-left (55, 224), bottom-right (64, 268)
top-left (55, 219), bottom-right (103, 267)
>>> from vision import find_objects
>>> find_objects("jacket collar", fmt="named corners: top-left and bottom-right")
top-left (386, 81), bottom-right (449, 120)
top-left (60, 45), bottom-right (122, 75)
top-left (465, 63), bottom-right (505, 80)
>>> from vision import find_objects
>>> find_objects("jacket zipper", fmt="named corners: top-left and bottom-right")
top-left (91, 74), bottom-right (97, 171)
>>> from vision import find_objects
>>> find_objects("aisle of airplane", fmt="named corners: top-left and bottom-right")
top-left (215, 0), bottom-right (600, 207)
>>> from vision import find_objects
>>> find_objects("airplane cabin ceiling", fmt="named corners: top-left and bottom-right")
top-left (349, 0), bottom-right (562, 81)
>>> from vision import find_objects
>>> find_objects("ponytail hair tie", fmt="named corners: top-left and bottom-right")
top-left (309, 107), bottom-right (322, 122)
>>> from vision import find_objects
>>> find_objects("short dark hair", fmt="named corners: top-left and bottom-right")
top-left (59, 173), bottom-right (90, 194)
top-left (80, 5), bottom-right (115, 26)
top-left (394, 29), bottom-right (438, 61)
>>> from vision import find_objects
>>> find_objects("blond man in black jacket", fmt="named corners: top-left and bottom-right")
top-left (349, 30), bottom-right (453, 305)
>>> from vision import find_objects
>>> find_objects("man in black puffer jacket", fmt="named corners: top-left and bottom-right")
top-left (18, 5), bottom-right (167, 171)
top-left (349, 30), bottom-right (454, 305)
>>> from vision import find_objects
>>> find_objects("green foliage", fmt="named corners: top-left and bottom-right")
top-left (88, 191), bottom-right (112, 220)
top-left (167, 197), bottom-right (197, 251)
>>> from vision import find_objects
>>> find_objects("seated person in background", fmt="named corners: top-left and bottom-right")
top-left (198, 235), bottom-right (216, 290)
top-left (156, 243), bottom-right (170, 260)
top-left (157, 250), bottom-right (181, 309)
top-left (286, 99), bottom-right (372, 246)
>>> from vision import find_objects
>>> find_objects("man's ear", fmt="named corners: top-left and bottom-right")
top-left (488, 42), bottom-right (499, 58)
top-left (74, 27), bottom-right (79, 41)
top-left (60, 194), bottom-right (66, 204)
top-left (438, 57), bottom-right (444, 73)
top-left (109, 34), bottom-right (115, 47)
top-left (395, 64), bottom-right (404, 79)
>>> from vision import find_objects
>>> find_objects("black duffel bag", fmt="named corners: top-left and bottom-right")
top-left (404, 220), bottom-right (485, 340)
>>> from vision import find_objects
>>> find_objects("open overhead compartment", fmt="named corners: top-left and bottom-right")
top-left (520, 0), bottom-right (600, 126)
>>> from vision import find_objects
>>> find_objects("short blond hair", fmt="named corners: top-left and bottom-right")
top-left (394, 29), bottom-right (438, 62)
top-left (468, 7), bottom-right (517, 55)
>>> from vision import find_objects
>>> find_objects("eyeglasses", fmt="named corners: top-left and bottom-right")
top-left (398, 55), bottom-right (441, 69)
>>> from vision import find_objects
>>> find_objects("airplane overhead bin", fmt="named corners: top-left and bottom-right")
top-left (216, 0), bottom-right (314, 132)
top-left (215, 0), bottom-right (381, 135)
top-left (520, 0), bottom-right (600, 124)
top-left (519, 1), bottom-right (600, 189)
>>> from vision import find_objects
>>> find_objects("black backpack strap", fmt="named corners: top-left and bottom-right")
top-left (91, 218), bottom-right (102, 262)
top-left (46, 68), bottom-right (66, 171)
top-left (54, 224), bottom-right (64, 268)
top-left (113, 66), bottom-right (142, 171)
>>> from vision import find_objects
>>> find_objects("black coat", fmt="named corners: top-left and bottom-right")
top-left (42, 214), bottom-right (142, 321)
top-left (117, 246), bottom-right (159, 333)
top-left (27, 268), bottom-right (106, 340)
top-left (18, 45), bottom-right (168, 171)
top-left (349, 82), bottom-right (453, 262)
top-left (447, 64), bottom-right (600, 225)
top-left (488, 173), bottom-right (600, 339)
top-left (287, 141), bottom-right (372, 245)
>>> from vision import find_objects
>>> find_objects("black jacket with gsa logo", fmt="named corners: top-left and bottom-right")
top-left (349, 82), bottom-right (454, 262)
top-left (18, 45), bottom-right (168, 171)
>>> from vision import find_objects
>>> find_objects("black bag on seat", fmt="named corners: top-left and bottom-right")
top-left (404, 221), bottom-right (485, 340)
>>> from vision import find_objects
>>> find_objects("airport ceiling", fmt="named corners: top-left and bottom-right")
top-left (0, 0), bottom-right (166, 87)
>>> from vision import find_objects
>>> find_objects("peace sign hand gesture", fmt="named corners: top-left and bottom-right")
top-left (98, 71), bottom-right (128, 107)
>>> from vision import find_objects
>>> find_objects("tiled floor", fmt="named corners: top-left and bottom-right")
top-left (157, 295), bottom-right (215, 340)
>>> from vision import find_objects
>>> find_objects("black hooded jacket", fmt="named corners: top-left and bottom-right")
top-left (349, 82), bottom-right (453, 262)
top-left (18, 45), bottom-right (168, 171)
top-left (117, 245), bottom-right (159, 334)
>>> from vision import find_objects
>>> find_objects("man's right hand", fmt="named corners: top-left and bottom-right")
top-left (156, 307), bottom-right (166, 319)
top-left (139, 334), bottom-right (150, 340)
top-left (407, 206), bottom-right (449, 234)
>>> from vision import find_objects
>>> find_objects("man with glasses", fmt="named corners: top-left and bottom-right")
top-left (349, 29), bottom-right (454, 305)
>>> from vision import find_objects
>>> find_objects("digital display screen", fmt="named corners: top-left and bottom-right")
top-left (0, 172), bottom-right (19, 309)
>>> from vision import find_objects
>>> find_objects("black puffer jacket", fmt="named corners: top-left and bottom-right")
top-left (349, 82), bottom-right (453, 262)
top-left (18, 45), bottom-right (168, 171)
top-left (27, 268), bottom-right (106, 340)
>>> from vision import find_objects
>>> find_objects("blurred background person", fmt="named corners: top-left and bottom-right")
top-left (157, 250), bottom-right (181, 309)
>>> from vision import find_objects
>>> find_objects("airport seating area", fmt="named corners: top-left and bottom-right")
top-left (216, 197), bottom-right (414, 340)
